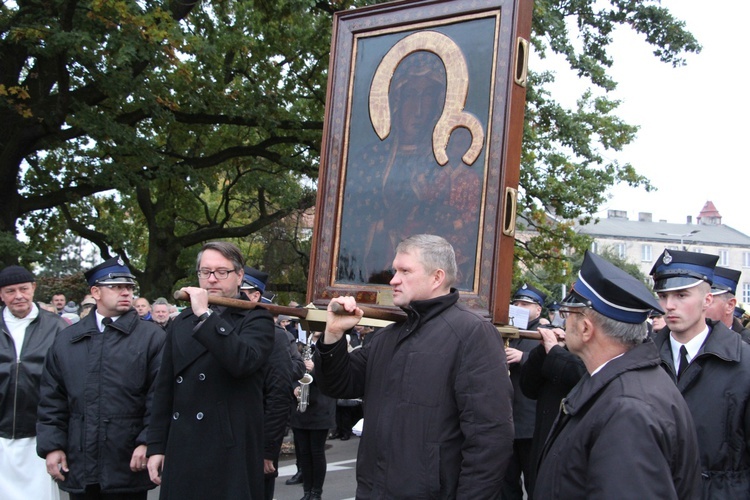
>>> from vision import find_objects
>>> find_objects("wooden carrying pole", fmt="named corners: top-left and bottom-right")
top-left (173, 291), bottom-right (308, 319)
top-left (173, 291), bottom-right (549, 339)
top-left (172, 291), bottom-right (407, 325)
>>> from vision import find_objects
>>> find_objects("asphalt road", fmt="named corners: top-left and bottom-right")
top-left (60, 434), bottom-right (360, 500)
top-left (274, 433), bottom-right (360, 500)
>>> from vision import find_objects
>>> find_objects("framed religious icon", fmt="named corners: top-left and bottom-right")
top-left (307, 0), bottom-right (533, 325)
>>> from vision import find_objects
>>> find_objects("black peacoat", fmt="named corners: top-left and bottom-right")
top-left (147, 304), bottom-right (274, 500)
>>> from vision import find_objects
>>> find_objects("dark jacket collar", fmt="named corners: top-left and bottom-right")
top-left (70, 308), bottom-right (140, 342)
top-left (403, 288), bottom-right (460, 330)
top-left (563, 340), bottom-right (660, 416)
top-left (655, 319), bottom-right (743, 366)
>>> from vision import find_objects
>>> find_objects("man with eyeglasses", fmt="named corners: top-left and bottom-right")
top-left (651, 250), bottom-right (750, 497)
top-left (535, 251), bottom-right (701, 499)
top-left (37, 257), bottom-right (166, 500)
top-left (147, 241), bottom-right (274, 500)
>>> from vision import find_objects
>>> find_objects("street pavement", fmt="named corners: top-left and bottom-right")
top-left (60, 434), bottom-right (360, 500)
top-left (274, 434), bottom-right (360, 500)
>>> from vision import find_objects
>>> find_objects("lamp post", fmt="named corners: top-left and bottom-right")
top-left (656, 229), bottom-right (700, 250)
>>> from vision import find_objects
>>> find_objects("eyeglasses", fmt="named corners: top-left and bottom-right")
top-left (196, 269), bottom-right (236, 280)
top-left (559, 308), bottom-right (587, 320)
top-left (100, 284), bottom-right (135, 292)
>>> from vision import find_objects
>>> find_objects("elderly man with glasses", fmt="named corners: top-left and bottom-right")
top-left (37, 257), bottom-right (166, 500)
top-left (534, 251), bottom-right (701, 499)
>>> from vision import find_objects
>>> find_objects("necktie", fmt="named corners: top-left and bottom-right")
top-left (677, 345), bottom-right (689, 379)
top-left (101, 317), bottom-right (113, 332)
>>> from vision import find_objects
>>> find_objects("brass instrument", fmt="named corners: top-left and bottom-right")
top-left (297, 338), bottom-right (313, 413)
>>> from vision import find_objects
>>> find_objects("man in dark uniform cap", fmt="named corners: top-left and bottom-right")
top-left (240, 265), bottom-right (303, 500)
top-left (535, 251), bottom-right (700, 499)
top-left (651, 249), bottom-right (750, 498)
top-left (37, 257), bottom-right (166, 500)
top-left (502, 284), bottom-right (547, 499)
top-left (705, 266), bottom-right (750, 343)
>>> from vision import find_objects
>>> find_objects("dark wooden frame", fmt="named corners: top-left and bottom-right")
top-left (307, 0), bottom-right (533, 325)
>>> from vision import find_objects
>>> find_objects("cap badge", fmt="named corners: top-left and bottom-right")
top-left (662, 251), bottom-right (672, 265)
top-left (522, 284), bottom-right (528, 290)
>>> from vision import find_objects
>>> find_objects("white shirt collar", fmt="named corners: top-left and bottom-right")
top-left (590, 352), bottom-right (625, 377)
top-left (669, 325), bottom-right (710, 369)
top-left (95, 311), bottom-right (122, 332)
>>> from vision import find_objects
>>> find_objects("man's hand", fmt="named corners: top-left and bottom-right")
top-left (148, 454), bottom-right (165, 485)
top-left (46, 450), bottom-right (68, 482)
top-left (505, 347), bottom-right (523, 365)
top-left (180, 286), bottom-right (209, 317)
top-left (304, 359), bottom-right (314, 372)
top-left (264, 459), bottom-right (276, 474)
top-left (129, 444), bottom-right (148, 472)
top-left (539, 327), bottom-right (565, 353)
top-left (325, 297), bottom-right (363, 344)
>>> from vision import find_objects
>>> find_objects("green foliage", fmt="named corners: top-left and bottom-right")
top-left (1, 0), bottom-right (700, 299)
top-left (517, 0), bottom-right (700, 284)
top-left (35, 273), bottom-right (91, 307)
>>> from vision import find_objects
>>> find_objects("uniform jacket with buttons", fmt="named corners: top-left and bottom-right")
top-left (315, 289), bottom-right (514, 499)
top-left (147, 303), bottom-right (274, 500)
top-left (36, 308), bottom-right (166, 494)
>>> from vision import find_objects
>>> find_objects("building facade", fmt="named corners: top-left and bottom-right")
top-left (579, 202), bottom-right (750, 306)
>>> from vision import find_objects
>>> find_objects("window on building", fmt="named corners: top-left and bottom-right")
top-left (744, 252), bottom-right (750, 268)
top-left (719, 250), bottom-right (729, 267)
top-left (641, 244), bottom-right (652, 262)
top-left (591, 241), bottom-right (599, 254)
top-left (743, 283), bottom-right (750, 304)
top-left (616, 243), bottom-right (626, 259)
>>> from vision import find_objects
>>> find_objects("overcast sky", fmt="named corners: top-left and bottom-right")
top-left (532, 0), bottom-right (750, 236)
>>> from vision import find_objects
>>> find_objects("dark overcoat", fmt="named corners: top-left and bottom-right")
top-left (654, 320), bottom-right (750, 498)
top-left (147, 305), bottom-right (274, 500)
top-left (36, 309), bottom-right (165, 494)
top-left (535, 340), bottom-right (701, 499)
top-left (315, 290), bottom-right (514, 499)
top-left (519, 343), bottom-right (585, 498)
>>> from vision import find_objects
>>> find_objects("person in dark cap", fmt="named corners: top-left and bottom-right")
top-left (146, 242), bottom-right (274, 500)
top-left (705, 266), bottom-right (750, 343)
top-left (502, 284), bottom-right (547, 499)
top-left (0, 265), bottom-right (67, 500)
top-left (535, 251), bottom-right (701, 499)
top-left (36, 257), bottom-right (166, 500)
top-left (546, 301), bottom-right (563, 327)
top-left (650, 249), bottom-right (750, 498)
top-left (240, 265), bottom-right (303, 500)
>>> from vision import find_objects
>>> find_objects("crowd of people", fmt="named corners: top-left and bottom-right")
top-left (3, 235), bottom-right (750, 499)
top-left (34, 291), bottom-right (182, 329)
